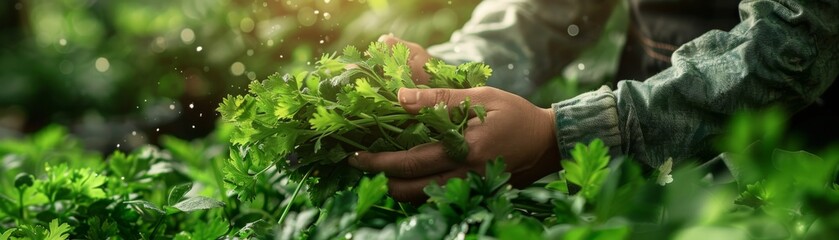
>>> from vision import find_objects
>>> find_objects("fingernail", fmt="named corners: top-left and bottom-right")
top-left (398, 88), bottom-right (419, 105)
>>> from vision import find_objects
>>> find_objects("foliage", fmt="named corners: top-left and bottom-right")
top-left (0, 125), bottom-right (233, 239)
top-left (0, 0), bottom-right (479, 151)
top-left (217, 42), bottom-right (490, 204)
top-left (2, 108), bottom-right (839, 239)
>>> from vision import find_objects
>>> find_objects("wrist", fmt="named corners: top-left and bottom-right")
top-left (539, 107), bottom-right (561, 171)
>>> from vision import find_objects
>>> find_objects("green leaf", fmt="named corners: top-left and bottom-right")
top-left (459, 62), bottom-right (492, 88)
top-left (425, 178), bottom-right (470, 211)
top-left (496, 219), bottom-right (543, 240)
top-left (190, 215), bottom-right (229, 240)
top-left (126, 200), bottom-right (165, 215)
top-left (396, 123), bottom-right (432, 149)
top-left (309, 106), bottom-right (352, 133)
top-left (356, 173), bottom-right (389, 216)
top-left (734, 180), bottom-right (770, 209)
top-left (309, 162), bottom-right (363, 206)
top-left (482, 157), bottom-right (511, 195)
top-left (168, 183), bottom-right (193, 206)
top-left (1, 229), bottom-right (14, 240)
top-left (170, 196), bottom-right (225, 213)
top-left (108, 150), bottom-right (148, 180)
top-left (44, 219), bottom-right (72, 240)
top-left (14, 173), bottom-right (34, 189)
top-left (560, 139), bottom-right (611, 200)
top-left (84, 217), bottom-right (119, 240)
top-left (342, 45), bottom-right (362, 63)
top-left (395, 212), bottom-right (448, 240)
top-left (416, 102), bottom-right (469, 161)
top-left (313, 192), bottom-right (358, 240)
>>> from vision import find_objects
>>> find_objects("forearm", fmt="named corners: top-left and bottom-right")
top-left (552, 0), bottom-right (839, 167)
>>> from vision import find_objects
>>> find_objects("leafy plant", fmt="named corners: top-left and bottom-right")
top-left (217, 42), bottom-right (491, 205)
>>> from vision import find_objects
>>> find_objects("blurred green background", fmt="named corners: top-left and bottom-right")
top-left (0, 0), bottom-right (489, 152)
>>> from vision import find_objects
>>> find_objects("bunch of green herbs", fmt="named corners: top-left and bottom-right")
top-left (216, 42), bottom-right (491, 205)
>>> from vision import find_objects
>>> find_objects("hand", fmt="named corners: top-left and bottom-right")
top-left (349, 87), bottom-right (561, 202)
top-left (378, 34), bottom-right (431, 85)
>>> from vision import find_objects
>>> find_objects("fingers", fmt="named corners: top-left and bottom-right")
top-left (397, 87), bottom-right (496, 115)
top-left (378, 34), bottom-right (431, 85)
top-left (387, 169), bottom-right (470, 203)
top-left (348, 143), bottom-right (459, 178)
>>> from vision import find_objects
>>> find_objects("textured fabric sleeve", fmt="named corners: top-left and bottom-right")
top-left (427, 0), bottom-right (619, 96)
top-left (552, 0), bottom-right (839, 167)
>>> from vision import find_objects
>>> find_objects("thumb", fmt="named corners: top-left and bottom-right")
top-left (398, 87), bottom-right (485, 115)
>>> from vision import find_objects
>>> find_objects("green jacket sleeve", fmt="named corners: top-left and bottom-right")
top-left (427, 0), bottom-right (619, 96)
top-left (552, 0), bottom-right (839, 167)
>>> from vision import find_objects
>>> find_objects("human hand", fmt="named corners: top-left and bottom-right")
top-left (349, 86), bottom-right (560, 202)
top-left (378, 34), bottom-right (431, 85)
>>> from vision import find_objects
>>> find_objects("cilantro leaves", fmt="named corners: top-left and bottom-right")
top-left (217, 41), bottom-right (491, 204)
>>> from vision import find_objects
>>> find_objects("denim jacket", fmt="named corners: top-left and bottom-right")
top-left (427, 0), bottom-right (839, 167)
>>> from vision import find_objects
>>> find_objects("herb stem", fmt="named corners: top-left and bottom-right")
top-left (149, 214), bottom-right (166, 240)
top-left (372, 205), bottom-right (405, 216)
top-left (278, 167), bottom-right (314, 225)
top-left (18, 190), bottom-right (24, 221)
top-left (359, 70), bottom-right (398, 100)
top-left (378, 122), bottom-right (404, 134)
top-left (329, 134), bottom-right (368, 151)
top-left (397, 202), bottom-right (409, 216)
top-left (352, 113), bottom-right (412, 126)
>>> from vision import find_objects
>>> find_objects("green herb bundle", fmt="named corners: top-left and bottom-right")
top-left (217, 42), bottom-right (492, 204)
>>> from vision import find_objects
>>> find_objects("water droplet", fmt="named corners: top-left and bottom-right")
top-left (567, 24), bottom-right (580, 37)
top-left (180, 28), bottom-right (195, 44)
top-left (196, 46), bottom-right (203, 52)
top-left (262, 2), bottom-right (268, 7)
top-left (189, 103), bottom-right (194, 109)
top-left (132, 131), bottom-right (137, 136)
top-left (319, 39), bottom-right (324, 44)
top-left (192, 125), bottom-right (196, 129)
top-left (247, 71), bottom-right (257, 80)
top-left (323, 12), bottom-right (331, 20)
top-left (59, 38), bottom-right (67, 46)
top-left (266, 39), bottom-right (274, 46)
top-left (577, 63), bottom-right (586, 70)
top-left (156, 128), bottom-right (160, 132)
top-left (95, 57), bottom-right (110, 72)
top-left (169, 104), bottom-right (176, 110)
top-left (116, 144), bottom-right (121, 148)
top-left (344, 233), bottom-right (353, 239)
top-left (507, 64), bottom-right (514, 70)
top-left (199, 113), bottom-right (203, 117)
top-left (231, 62), bottom-right (246, 76)
top-left (247, 49), bottom-right (254, 56)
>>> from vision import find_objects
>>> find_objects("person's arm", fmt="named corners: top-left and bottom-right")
top-left (554, 0), bottom-right (839, 167)
top-left (427, 0), bottom-right (619, 96)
